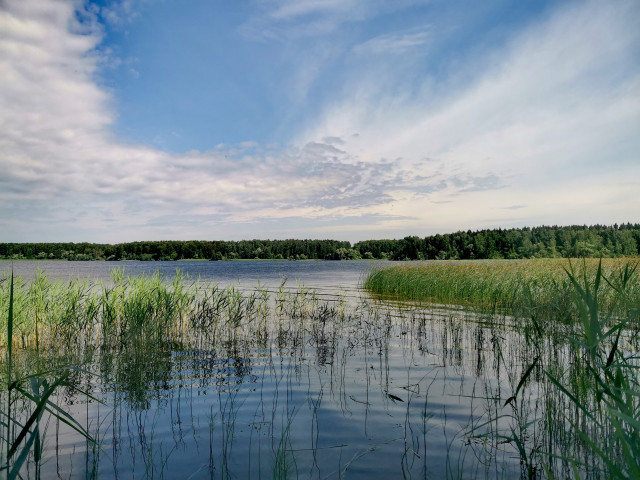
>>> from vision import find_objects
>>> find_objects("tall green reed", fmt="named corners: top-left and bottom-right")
top-left (1, 271), bottom-right (98, 478)
top-left (468, 261), bottom-right (640, 479)
top-left (364, 258), bottom-right (640, 324)
top-left (543, 261), bottom-right (640, 479)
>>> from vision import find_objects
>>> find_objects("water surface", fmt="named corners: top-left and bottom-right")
top-left (3, 261), bottom-right (531, 479)
top-left (1, 260), bottom-right (385, 296)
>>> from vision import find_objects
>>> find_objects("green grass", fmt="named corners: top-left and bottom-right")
top-left (364, 258), bottom-right (640, 320)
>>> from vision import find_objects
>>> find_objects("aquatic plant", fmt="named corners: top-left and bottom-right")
top-left (543, 262), bottom-right (640, 478)
top-left (1, 272), bottom-right (97, 478)
top-left (364, 258), bottom-right (640, 322)
top-left (466, 261), bottom-right (640, 478)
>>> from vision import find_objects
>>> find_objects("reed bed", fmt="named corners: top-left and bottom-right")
top-left (1, 269), bottom-right (352, 477)
top-left (364, 258), bottom-right (640, 319)
top-left (472, 261), bottom-right (640, 479)
top-left (0, 271), bottom-right (286, 350)
top-left (366, 258), bottom-right (640, 478)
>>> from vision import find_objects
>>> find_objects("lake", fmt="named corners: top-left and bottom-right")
top-left (2, 261), bottom-right (535, 479)
top-left (1, 260), bottom-right (385, 296)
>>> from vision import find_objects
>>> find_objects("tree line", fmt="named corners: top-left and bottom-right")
top-left (0, 239), bottom-right (351, 261)
top-left (354, 224), bottom-right (640, 260)
top-left (1, 224), bottom-right (639, 261)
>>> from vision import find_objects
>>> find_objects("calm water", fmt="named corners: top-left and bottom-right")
top-left (3, 261), bottom-right (526, 479)
top-left (1, 260), bottom-right (385, 296)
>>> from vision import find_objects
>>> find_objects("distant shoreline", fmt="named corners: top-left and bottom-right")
top-left (2, 224), bottom-right (639, 261)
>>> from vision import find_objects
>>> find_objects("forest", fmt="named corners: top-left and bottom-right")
top-left (1, 224), bottom-right (639, 261)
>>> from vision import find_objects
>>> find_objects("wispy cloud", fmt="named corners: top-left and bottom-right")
top-left (301, 0), bottom-right (640, 232)
top-left (353, 29), bottom-right (431, 55)
top-left (240, 0), bottom-right (430, 40)
top-left (99, 0), bottom-right (138, 26)
top-left (267, 0), bottom-right (357, 20)
top-left (1, 0), bottom-right (638, 242)
top-left (0, 2), bottom-right (430, 241)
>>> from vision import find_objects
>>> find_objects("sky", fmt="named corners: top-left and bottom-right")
top-left (1, 0), bottom-right (638, 243)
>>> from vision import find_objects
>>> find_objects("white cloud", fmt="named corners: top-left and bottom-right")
top-left (100, 0), bottom-right (138, 26)
top-left (0, 0), bottom-right (638, 242)
top-left (353, 29), bottom-right (431, 55)
top-left (0, 1), bottom-right (424, 241)
top-left (267, 0), bottom-right (357, 20)
top-left (240, 0), bottom-right (430, 40)
top-left (300, 0), bottom-right (640, 233)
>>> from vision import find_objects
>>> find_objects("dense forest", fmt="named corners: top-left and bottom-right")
top-left (1, 224), bottom-right (639, 261)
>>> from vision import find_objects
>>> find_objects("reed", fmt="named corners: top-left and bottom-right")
top-left (542, 262), bottom-right (640, 478)
top-left (364, 258), bottom-right (640, 321)
top-left (1, 272), bottom-right (97, 478)
top-left (467, 260), bottom-right (640, 478)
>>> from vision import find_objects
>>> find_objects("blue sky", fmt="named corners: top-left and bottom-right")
top-left (1, 0), bottom-right (639, 242)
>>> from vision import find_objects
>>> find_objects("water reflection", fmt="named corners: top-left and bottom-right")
top-left (30, 296), bottom-right (532, 480)
top-left (5, 266), bottom-right (625, 479)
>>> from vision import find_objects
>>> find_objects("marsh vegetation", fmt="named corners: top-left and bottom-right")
top-left (1, 258), bottom-right (638, 478)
